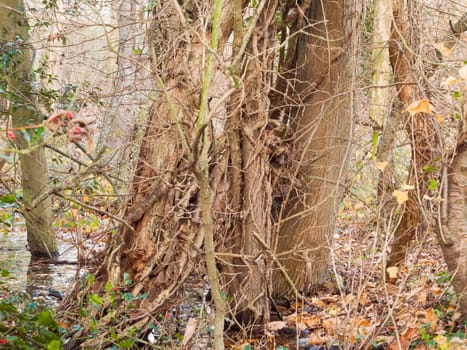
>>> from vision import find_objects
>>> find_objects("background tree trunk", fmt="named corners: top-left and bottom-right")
top-left (386, 0), bottom-right (442, 272)
top-left (272, 0), bottom-right (355, 296)
top-left (437, 85), bottom-right (467, 319)
top-left (0, 0), bottom-right (57, 258)
top-left (97, 0), bottom-right (150, 180)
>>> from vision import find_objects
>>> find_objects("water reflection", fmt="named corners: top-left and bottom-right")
top-left (0, 227), bottom-right (77, 300)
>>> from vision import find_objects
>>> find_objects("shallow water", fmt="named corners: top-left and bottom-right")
top-left (0, 222), bottom-right (78, 301)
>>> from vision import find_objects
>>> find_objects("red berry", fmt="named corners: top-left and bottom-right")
top-left (73, 126), bottom-right (81, 135)
top-left (0, 339), bottom-right (6, 345)
top-left (7, 131), bottom-right (15, 140)
top-left (51, 116), bottom-right (57, 122)
top-left (66, 111), bottom-right (73, 119)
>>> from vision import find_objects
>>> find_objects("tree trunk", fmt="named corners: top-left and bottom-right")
top-left (272, 0), bottom-right (355, 296)
top-left (97, 0), bottom-right (150, 176)
top-left (436, 83), bottom-right (467, 319)
top-left (386, 0), bottom-right (442, 272)
top-left (442, 139), bottom-right (467, 318)
top-left (65, 1), bottom-right (243, 346)
top-left (221, 1), bottom-right (277, 324)
top-left (0, 0), bottom-right (58, 258)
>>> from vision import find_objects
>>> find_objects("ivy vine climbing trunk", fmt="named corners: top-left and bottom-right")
top-left (0, 0), bottom-right (58, 258)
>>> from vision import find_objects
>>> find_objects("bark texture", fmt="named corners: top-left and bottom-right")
top-left (438, 89), bottom-right (467, 319)
top-left (272, 0), bottom-right (355, 296)
top-left (442, 141), bottom-right (467, 318)
top-left (221, 1), bottom-right (277, 324)
top-left (64, 2), bottom-right (248, 345)
top-left (0, 0), bottom-right (57, 258)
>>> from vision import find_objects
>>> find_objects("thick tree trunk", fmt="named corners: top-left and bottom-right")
top-left (221, 2), bottom-right (277, 324)
top-left (272, 0), bottom-right (355, 296)
top-left (66, 2), bottom-right (244, 346)
top-left (0, 0), bottom-right (57, 258)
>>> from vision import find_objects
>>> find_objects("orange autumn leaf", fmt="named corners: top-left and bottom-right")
top-left (425, 308), bottom-right (439, 330)
top-left (405, 99), bottom-right (435, 116)
top-left (388, 327), bottom-right (417, 350)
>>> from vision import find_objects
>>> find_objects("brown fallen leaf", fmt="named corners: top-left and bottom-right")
top-left (424, 308), bottom-right (438, 330)
top-left (388, 327), bottom-right (417, 350)
top-left (405, 99), bottom-right (435, 116)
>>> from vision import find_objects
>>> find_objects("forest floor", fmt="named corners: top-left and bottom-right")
top-left (1, 205), bottom-right (466, 349)
top-left (221, 219), bottom-right (466, 350)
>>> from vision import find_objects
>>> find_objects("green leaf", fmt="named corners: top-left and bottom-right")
top-left (118, 339), bottom-right (133, 349)
top-left (423, 164), bottom-right (437, 173)
top-left (371, 131), bottom-right (379, 159)
top-left (1, 269), bottom-right (10, 277)
top-left (0, 194), bottom-right (17, 204)
top-left (86, 274), bottom-right (95, 285)
top-left (36, 310), bottom-right (55, 327)
top-left (104, 281), bottom-right (113, 293)
top-left (428, 179), bottom-right (438, 191)
top-left (89, 294), bottom-right (103, 306)
top-left (131, 48), bottom-right (143, 55)
top-left (32, 126), bottom-right (45, 143)
top-left (47, 339), bottom-right (61, 350)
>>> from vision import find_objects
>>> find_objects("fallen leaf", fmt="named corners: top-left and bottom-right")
top-left (436, 115), bottom-right (444, 124)
top-left (417, 291), bottom-right (427, 306)
top-left (393, 190), bottom-right (409, 204)
top-left (434, 335), bottom-right (449, 350)
top-left (375, 161), bottom-right (388, 171)
top-left (388, 327), bottom-right (417, 350)
top-left (425, 308), bottom-right (438, 330)
top-left (405, 99), bottom-right (435, 116)
top-left (304, 333), bottom-right (329, 346)
top-left (322, 318), bottom-right (336, 335)
top-left (387, 266), bottom-right (399, 279)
